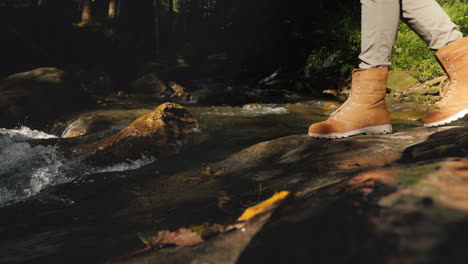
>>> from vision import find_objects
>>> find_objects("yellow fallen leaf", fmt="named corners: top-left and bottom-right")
top-left (238, 191), bottom-right (289, 221)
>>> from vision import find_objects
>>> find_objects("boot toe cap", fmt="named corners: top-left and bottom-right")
top-left (308, 121), bottom-right (335, 136)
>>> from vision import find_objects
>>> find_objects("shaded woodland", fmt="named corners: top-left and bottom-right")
top-left (1, 1), bottom-right (468, 264)
top-left (0, 0), bottom-right (361, 92)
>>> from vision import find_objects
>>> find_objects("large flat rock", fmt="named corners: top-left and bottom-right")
top-left (112, 126), bottom-right (468, 264)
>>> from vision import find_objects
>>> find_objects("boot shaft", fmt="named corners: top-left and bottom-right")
top-left (330, 68), bottom-right (390, 126)
top-left (436, 36), bottom-right (468, 83)
top-left (350, 68), bottom-right (389, 104)
top-left (435, 36), bottom-right (468, 106)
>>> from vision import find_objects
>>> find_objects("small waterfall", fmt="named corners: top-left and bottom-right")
top-left (0, 127), bottom-right (156, 206)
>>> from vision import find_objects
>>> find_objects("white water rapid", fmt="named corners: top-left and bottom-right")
top-left (0, 127), bottom-right (155, 206)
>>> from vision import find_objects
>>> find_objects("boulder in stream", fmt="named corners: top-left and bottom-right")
top-left (0, 67), bottom-right (92, 129)
top-left (131, 73), bottom-right (168, 95)
top-left (75, 102), bottom-right (201, 162)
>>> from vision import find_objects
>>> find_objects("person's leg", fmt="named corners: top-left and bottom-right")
top-left (359, 0), bottom-right (401, 69)
top-left (400, 0), bottom-right (468, 127)
top-left (309, 0), bottom-right (399, 138)
top-left (401, 0), bottom-right (462, 50)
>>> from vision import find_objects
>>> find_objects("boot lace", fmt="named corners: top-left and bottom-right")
top-left (330, 91), bottom-right (356, 119)
top-left (437, 75), bottom-right (456, 106)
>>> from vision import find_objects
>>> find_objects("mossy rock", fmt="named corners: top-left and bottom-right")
top-left (401, 127), bottom-right (468, 162)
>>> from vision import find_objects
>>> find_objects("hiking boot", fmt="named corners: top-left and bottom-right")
top-left (308, 68), bottom-right (392, 139)
top-left (423, 36), bottom-right (468, 127)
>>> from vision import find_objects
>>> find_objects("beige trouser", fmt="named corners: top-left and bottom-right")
top-left (359, 0), bottom-right (463, 69)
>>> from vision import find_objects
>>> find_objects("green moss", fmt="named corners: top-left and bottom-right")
top-left (408, 94), bottom-right (438, 105)
top-left (396, 163), bottom-right (440, 186)
top-left (412, 143), bottom-right (459, 159)
top-left (387, 70), bottom-right (419, 91)
top-left (434, 144), bottom-right (456, 153)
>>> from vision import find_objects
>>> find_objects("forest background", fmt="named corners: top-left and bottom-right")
top-left (0, 0), bottom-right (467, 94)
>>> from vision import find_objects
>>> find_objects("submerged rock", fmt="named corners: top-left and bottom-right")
top-left (74, 102), bottom-right (201, 162)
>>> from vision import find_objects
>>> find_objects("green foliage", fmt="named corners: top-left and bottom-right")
top-left (443, 0), bottom-right (468, 35)
top-left (392, 0), bottom-right (468, 81)
top-left (304, 2), bottom-right (360, 80)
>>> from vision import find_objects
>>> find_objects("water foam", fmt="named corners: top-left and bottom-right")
top-left (242, 106), bottom-right (289, 115)
top-left (96, 155), bottom-right (156, 173)
top-left (0, 127), bottom-right (156, 206)
top-left (0, 126), bottom-right (57, 139)
top-left (201, 105), bottom-right (290, 117)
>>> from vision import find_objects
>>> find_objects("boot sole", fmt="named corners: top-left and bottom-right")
top-left (423, 108), bottom-right (468, 127)
top-left (308, 124), bottom-right (393, 139)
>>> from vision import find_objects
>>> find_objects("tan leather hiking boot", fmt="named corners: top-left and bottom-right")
top-left (423, 36), bottom-right (468, 127)
top-left (308, 68), bottom-right (392, 138)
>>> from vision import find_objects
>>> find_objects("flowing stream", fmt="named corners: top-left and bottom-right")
top-left (0, 126), bottom-right (156, 206)
top-left (0, 101), bottom-right (430, 208)
top-left (0, 100), bottom-right (453, 264)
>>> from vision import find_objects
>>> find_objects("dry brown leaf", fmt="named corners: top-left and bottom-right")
top-left (150, 228), bottom-right (204, 247)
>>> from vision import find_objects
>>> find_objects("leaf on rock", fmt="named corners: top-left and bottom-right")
top-left (238, 191), bottom-right (290, 221)
top-left (145, 228), bottom-right (204, 248)
top-left (201, 166), bottom-right (225, 181)
top-left (191, 223), bottom-right (226, 239)
top-left (184, 166), bottom-right (225, 182)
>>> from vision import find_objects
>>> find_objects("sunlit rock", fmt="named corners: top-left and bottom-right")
top-left (59, 109), bottom-right (152, 138)
top-left (75, 102), bottom-right (201, 162)
top-left (242, 104), bottom-right (262, 110)
top-left (61, 116), bottom-right (113, 138)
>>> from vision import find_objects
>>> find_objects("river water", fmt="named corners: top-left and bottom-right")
top-left (0, 127), bottom-right (156, 206)
top-left (0, 100), bottom-right (452, 264)
top-left (0, 101), bottom-right (429, 208)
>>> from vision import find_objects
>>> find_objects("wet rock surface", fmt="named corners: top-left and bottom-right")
top-left (0, 95), bottom-right (467, 264)
top-left (402, 127), bottom-right (468, 162)
top-left (70, 103), bottom-right (202, 162)
top-left (239, 157), bottom-right (468, 264)
top-left (98, 126), bottom-right (468, 264)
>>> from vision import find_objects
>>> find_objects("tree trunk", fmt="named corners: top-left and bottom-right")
top-left (108, 0), bottom-right (117, 19)
top-left (181, 0), bottom-right (187, 35)
top-left (153, 0), bottom-right (161, 56)
top-left (169, 0), bottom-right (175, 33)
top-left (81, 0), bottom-right (92, 24)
